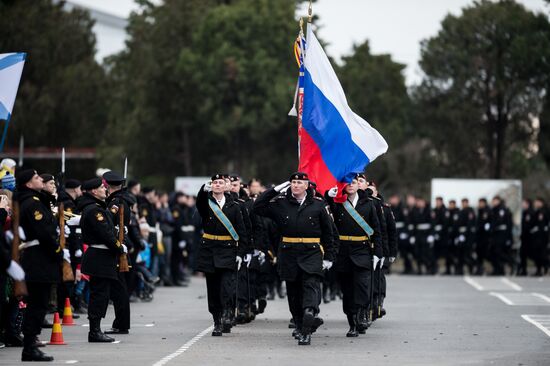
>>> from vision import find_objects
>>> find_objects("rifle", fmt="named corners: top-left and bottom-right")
top-left (118, 156), bottom-right (130, 272)
top-left (118, 204), bottom-right (130, 272)
top-left (11, 201), bottom-right (28, 298)
top-left (369, 242), bottom-right (375, 323)
top-left (59, 202), bottom-right (74, 282)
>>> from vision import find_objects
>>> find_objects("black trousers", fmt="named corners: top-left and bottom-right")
top-left (22, 282), bottom-right (52, 344)
top-left (338, 265), bottom-right (370, 316)
top-left (285, 270), bottom-right (321, 328)
top-left (237, 267), bottom-right (256, 309)
top-left (110, 273), bottom-right (130, 330)
top-left (56, 280), bottom-right (74, 316)
top-left (205, 268), bottom-right (234, 323)
top-left (88, 276), bottom-right (118, 321)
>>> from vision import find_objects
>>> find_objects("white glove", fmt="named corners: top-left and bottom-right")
top-left (409, 237), bottom-right (416, 245)
top-left (18, 227), bottom-right (26, 241)
top-left (427, 235), bottom-right (434, 244)
top-left (204, 181), bottom-right (212, 192)
top-left (322, 260), bottom-right (333, 270)
top-left (380, 257), bottom-right (385, 267)
top-left (6, 260), bottom-right (25, 281)
top-left (458, 235), bottom-right (465, 243)
top-left (258, 251), bottom-right (266, 265)
top-left (64, 225), bottom-right (70, 238)
top-left (236, 256), bottom-right (243, 270)
top-left (484, 223), bottom-right (491, 231)
top-left (178, 240), bottom-right (187, 249)
top-left (63, 249), bottom-right (71, 263)
top-left (399, 232), bottom-right (408, 240)
top-left (244, 253), bottom-right (252, 267)
top-left (373, 255), bottom-right (380, 269)
top-left (75, 249), bottom-right (83, 258)
top-left (327, 186), bottom-right (338, 198)
top-left (389, 256), bottom-right (396, 263)
top-left (67, 215), bottom-right (81, 226)
top-left (121, 244), bottom-right (128, 254)
top-left (274, 181), bottom-right (291, 192)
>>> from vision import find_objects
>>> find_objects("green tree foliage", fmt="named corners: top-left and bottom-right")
top-left (0, 0), bottom-right (107, 148)
top-left (102, 0), bottom-right (301, 187)
top-left (414, 0), bottom-right (550, 179)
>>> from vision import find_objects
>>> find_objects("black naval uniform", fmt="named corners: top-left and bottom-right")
top-left (476, 205), bottom-right (492, 275)
top-left (490, 203), bottom-right (514, 275)
top-left (531, 207), bottom-right (549, 276)
top-left (196, 185), bottom-right (248, 335)
top-left (519, 204), bottom-right (534, 276)
top-left (80, 191), bottom-right (125, 342)
top-left (456, 206), bottom-right (476, 275)
top-left (253, 183), bottom-right (334, 345)
top-left (105, 187), bottom-right (132, 333)
top-left (326, 189), bottom-right (381, 336)
top-left (17, 186), bottom-right (62, 361)
top-left (393, 203), bottom-right (414, 274)
top-left (411, 205), bottom-right (434, 274)
top-left (378, 198), bottom-right (397, 313)
top-left (432, 204), bottom-right (449, 274)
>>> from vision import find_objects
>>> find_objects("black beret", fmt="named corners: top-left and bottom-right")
top-left (127, 179), bottom-right (139, 190)
top-left (211, 174), bottom-right (225, 181)
top-left (82, 177), bottom-right (102, 191)
top-left (289, 172), bottom-right (308, 181)
top-left (40, 173), bottom-right (54, 183)
top-left (229, 175), bottom-right (240, 182)
top-left (102, 170), bottom-right (125, 185)
top-left (142, 186), bottom-right (155, 194)
top-left (65, 179), bottom-right (81, 189)
top-left (16, 169), bottom-right (37, 188)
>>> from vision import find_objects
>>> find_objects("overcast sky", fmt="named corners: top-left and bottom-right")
top-left (70, 0), bottom-right (549, 85)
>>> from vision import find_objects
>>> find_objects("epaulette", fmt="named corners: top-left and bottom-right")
top-left (32, 196), bottom-right (40, 201)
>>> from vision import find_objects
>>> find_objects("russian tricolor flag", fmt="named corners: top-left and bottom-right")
top-left (297, 26), bottom-right (388, 198)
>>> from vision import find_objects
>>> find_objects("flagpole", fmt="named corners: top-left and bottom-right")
top-left (18, 135), bottom-right (24, 167)
top-left (0, 116), bottom-right (11, 152)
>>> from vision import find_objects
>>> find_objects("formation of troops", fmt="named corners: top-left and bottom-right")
top-left (389, 194), bottom-right (549, 277)
top-left (198, 172), bottom-right (396, 345)
top-left (0, 156), bottom-right (548, 360)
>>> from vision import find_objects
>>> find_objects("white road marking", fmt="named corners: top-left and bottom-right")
top-left (489, 292), bottom-right (550, 306)
top-left (489, 292), bottom-right (514, 305)
top-left (65, 360), bottom-right (79, 364)
top-left (463, 276), bottom-right (484, 291)
top-left (521, 315), bottom-right (550, 338)
top-left (531, 293), bottom-right (550, 304)
top-left (152, 325), bottom-right (213, 366)
top-left (501, 278), bottom-right (522, 291)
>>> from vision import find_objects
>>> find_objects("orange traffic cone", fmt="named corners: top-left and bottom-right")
top-left (48, 312), bottom-right (66, 345)
top-left (62, 298), bottom-right (76, 326)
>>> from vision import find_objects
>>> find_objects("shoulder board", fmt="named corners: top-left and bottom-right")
top-left (313, 196), bottom-right (323, 201)
top-left (33, 196), bottom-right (40, 201)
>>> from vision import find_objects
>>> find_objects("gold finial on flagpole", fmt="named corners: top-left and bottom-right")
top-left (308, 0), bottom-right (313, 23)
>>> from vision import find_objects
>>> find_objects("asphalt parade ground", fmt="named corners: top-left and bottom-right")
top-left (1, 275), bottom-right (549, 366)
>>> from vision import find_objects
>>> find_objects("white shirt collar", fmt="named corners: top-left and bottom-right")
top-left (292, 191), bottom-right (307, 206)
top-left (215, 195), bottom-right (226, 208)
top-left (349, 193), bottom-right (359, 208)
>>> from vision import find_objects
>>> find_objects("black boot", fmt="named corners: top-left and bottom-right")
top-left (356, 308), bottom-right (368, 334)
top-left (22, 336), bottom-right (54, 362)
top-left (257, 298), bottom-right (267, 314)
top-left (21, 346), bottom-right (54, 362)
top-left (221, 309), bottom-right (232, 333)
top-left (5, 333), bottom-right (23, 347)
top-left (302, 308), bottom-right (315, 334)
top-left (322, 286), bottom-right (330, 304)
top-left (88, 318), bottom-right (115, 343)
top-left (298, 333), bottom-right (311, 345)
top-left (292, 327), bottom-right (301, 340)
top-left (311, 315), bottom-right (324, 334)
top-left (212, 316), bottom-right (223, 336)
top-left (346, 314), bottom-right (359, 337)
top-left (288, 318), bottom-right (296, 329)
